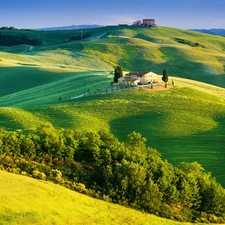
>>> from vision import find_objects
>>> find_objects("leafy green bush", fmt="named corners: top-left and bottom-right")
top-left (0, 125), bottom-right (225, 222)
top-left (175, 38), bottom-right (205, 48)
top-left (32, 169), bottom-right (46, 180)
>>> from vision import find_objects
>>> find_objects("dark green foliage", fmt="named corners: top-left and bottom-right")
top-left (162, 69), bottom-right (168, 83)
top-left (175, 38), bottom-right (205, 48)
top-left (114, 66), bottom-right (123, 83)
top-left (0, 32), bottom-right (41, 46)
top-left (0, 125), bottom-right (225, 223)
top-left (162, 69), bottom-right (168, 88)
top-left (0, 26), bottom-right (17, 30)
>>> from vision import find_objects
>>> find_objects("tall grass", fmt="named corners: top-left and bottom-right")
top-left (0, 170), bottom-right (219, 225)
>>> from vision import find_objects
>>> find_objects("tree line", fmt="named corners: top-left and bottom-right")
top-left (0, 123), bottom-right (225, 223)
top-left (0, 32), bottom-right (41, 46)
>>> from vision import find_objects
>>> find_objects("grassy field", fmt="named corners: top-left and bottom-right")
top-left (1, 26), bottom-right (225, 224)
top-left (0, 70), bottom-right (112, 107)
top-left (0, 77), bottom-right (224, 186)
top-left (1, 26), bottom-right (225, 88)
top-left (41, 81), bottom-right (225, 186)
top-left (0, 170), bottom-right (222, 225)
top-left (83, 26), bottom-right (225, 87)
top-left (0, 26), bottom-right (225, 186)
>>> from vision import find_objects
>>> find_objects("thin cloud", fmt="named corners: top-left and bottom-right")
top-left (105, 14), bottom-right (143, 25)
top-left (210, 20), bottom-right (225, 28)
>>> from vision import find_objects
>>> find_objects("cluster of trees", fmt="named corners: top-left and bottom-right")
top-left (0, 26), bottom-right (17, 30)
top-left (0, 32), bottom-right (41, 46)
top-left (0, 27), bottom-right (33, 31)
top-left (0, 123), bottom-right (225, 223)
top-left (175, 38), bottom-right (205, 48)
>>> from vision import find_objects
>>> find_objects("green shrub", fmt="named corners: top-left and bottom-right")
top-left (0, 127), bottom-right (225, 222)
top-left (32, 169), bottom-right (46, 180)
top-left (50, 169), bottom-right (63, 184)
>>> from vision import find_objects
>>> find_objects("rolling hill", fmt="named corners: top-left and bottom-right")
top-left (191, 29), bottom-right (225, 36)
top-left (0, 25), bottom-right (225, 223)
top-left (0, 25), bottom-right (225, 106)
top-left (36, 24), bottom-right (102, 31)
top-left (1, 170), bottom-right (216, 225)
top-left (0, 26), bottom-right (225, 181)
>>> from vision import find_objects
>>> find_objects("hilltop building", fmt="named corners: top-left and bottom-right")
top-left (132, 19), bottom-right (156, 27)
top-left (118, 71), bottom-right (158, 85)
top-left (132, 20), bottom-right (142, 26)
top-left (143, 19), bottom-right (155, 27)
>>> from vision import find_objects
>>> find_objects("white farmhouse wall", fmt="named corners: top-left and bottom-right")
top-left (118, 71), bottom-right (158, 85)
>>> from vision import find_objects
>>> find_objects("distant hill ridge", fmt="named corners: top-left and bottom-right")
top-left (190, 28), bottom-right (225, 36)
top-left (36, 24), bottom-right (103, 31)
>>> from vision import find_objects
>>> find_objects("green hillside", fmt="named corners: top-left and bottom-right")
top-left (1, 26), bottom-right (225, 223)
top-left (0, 26), bottom-right (225, 107)
top-left (1, 170), bottom-right (199, 225)
top-left (0, 78), bottom-right (224, 187)
top-left (34, 82), bottom-right (225, 186)
top-left (1, 26), bottom-right (225, 92)
top-left (0, 26), bottom-right (225, 185)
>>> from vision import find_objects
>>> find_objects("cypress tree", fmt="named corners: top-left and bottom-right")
top-left (162, 69), bottom-right (169, 88)
top-left (114, 66), bottom-right (123, 83)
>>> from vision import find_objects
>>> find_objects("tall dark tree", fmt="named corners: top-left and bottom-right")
top-left (114, 66), bottom-right (123, 83)
top-left (162, 69), bottom-right (169, 88)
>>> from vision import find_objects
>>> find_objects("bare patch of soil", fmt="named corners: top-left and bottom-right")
top-left (133, 84), bottom-right (174, 92)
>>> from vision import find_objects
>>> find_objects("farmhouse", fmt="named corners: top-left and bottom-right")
top-left (132, 19), bottom-right (156, 27)
top-left (143, 19), bottom-right (156, 27)
top-left (118, 71), bottom-right (158, 85)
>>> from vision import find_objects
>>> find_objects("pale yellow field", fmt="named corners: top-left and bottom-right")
top-left (0, 170), bottom-right (217, 225)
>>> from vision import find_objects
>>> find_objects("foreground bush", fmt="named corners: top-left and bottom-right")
top-left (0, 124), bottom-right (225, 223)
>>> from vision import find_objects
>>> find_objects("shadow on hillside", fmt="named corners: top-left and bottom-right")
top-left (110, 113), bottom-right (225, 187)
top-left (116, 45), bottom-right (225, 88)
top-left (117, 45), bottom-right (158, 72)
top-left (0, 66), bottom-right (68, 97)
top-left (0, 114), bottom-right (22, 131)
top-left (158, 46), bottom-right (225, 88)
top-left (134, 33), bottom-right (163, 44)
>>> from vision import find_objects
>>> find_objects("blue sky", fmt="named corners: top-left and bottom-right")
top-left (1, 0), bottom-right (225, 29)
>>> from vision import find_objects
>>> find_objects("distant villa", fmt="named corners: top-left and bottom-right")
top-left (117, 18), bottom-right (156, 27)
top-left (132, 19), bottom-right (156, 27)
